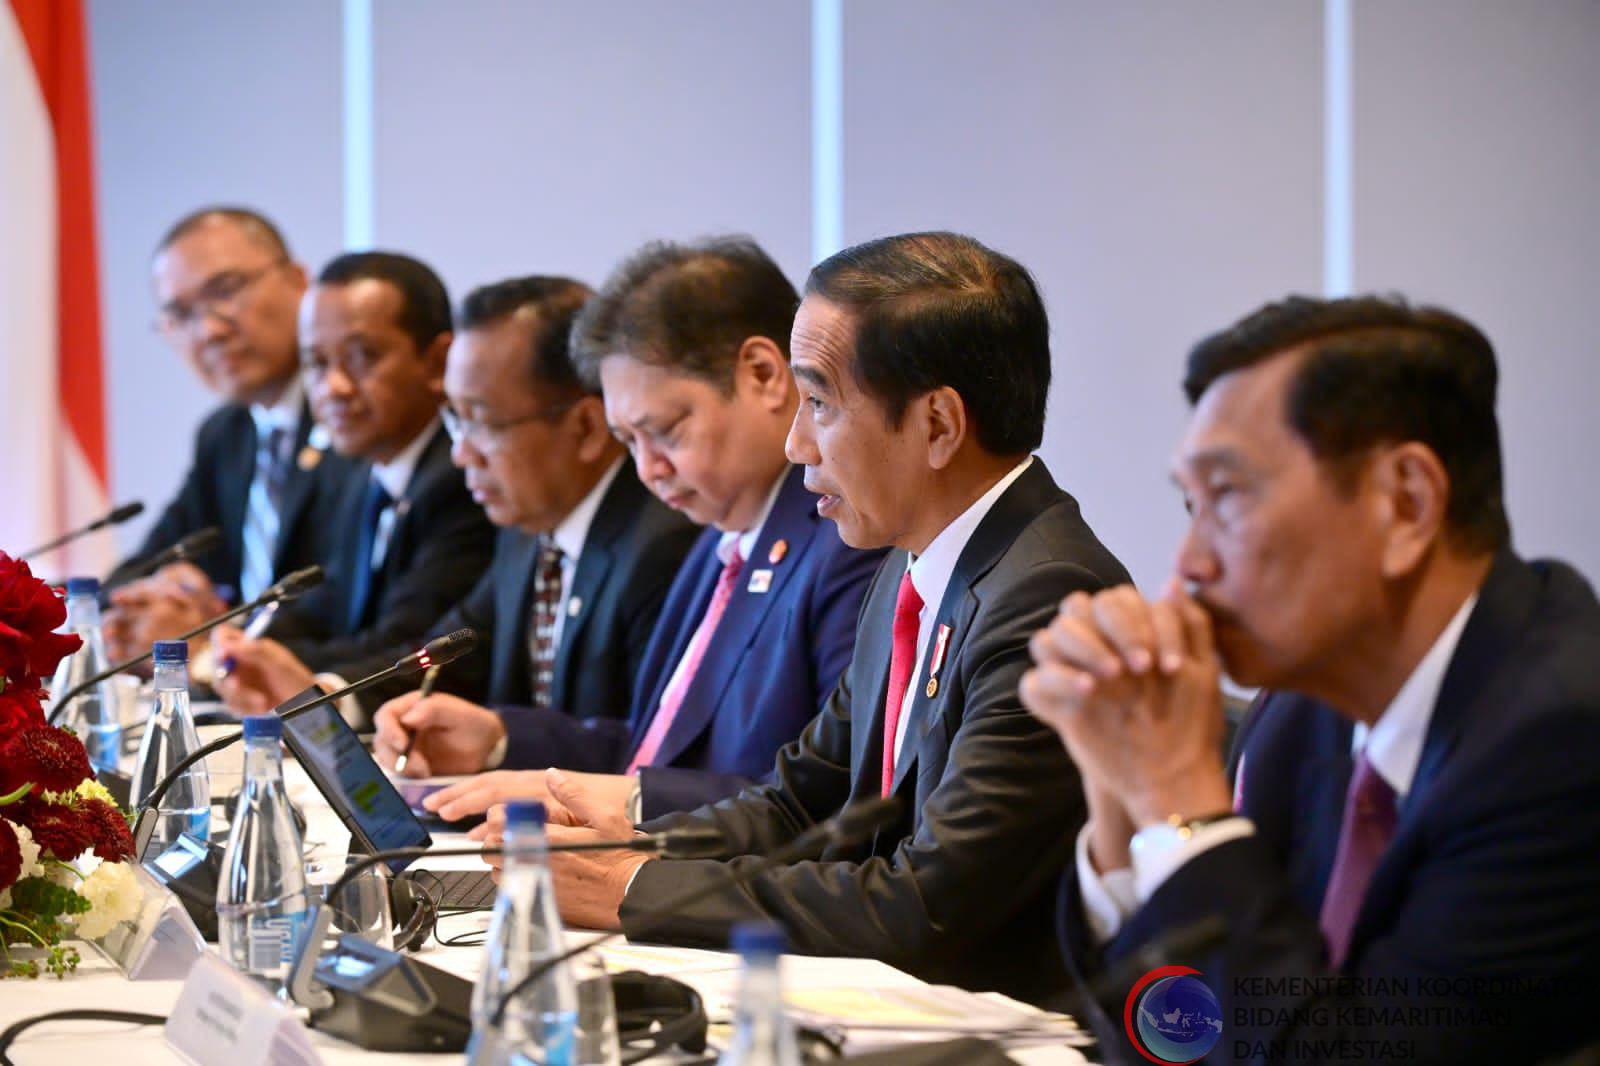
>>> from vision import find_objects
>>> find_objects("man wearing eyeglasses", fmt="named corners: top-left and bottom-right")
top-left (215, 275), bottom-right (698, 732)
top-left (103, 207), bottom-right (355, 664)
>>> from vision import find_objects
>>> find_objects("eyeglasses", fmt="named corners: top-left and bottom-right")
top-left (153, 258), bottom-right (287, 340)
top-left (440, 400), bottom-right (575, 453)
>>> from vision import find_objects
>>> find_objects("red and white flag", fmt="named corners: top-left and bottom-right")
top-left (0, 0), bottom-right (111, 577)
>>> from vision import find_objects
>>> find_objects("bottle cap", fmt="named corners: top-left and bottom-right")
top-left (241, 714), bottom-right (282, 740)
top-left (153, 640), bottom-right (189, 664)
top-left (504, 801), bottom-right (547, 828)
top-left (730, 921), bottom-right (786, 957)
top-left (66, 576), bottom-right (100, 597)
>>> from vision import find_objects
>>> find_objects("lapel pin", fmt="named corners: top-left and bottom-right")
top-left (747, 569), bottom-right (773, 594)
top-left (922, 623), bottom-right (952, 700)
top-left (297, 445), bottom-right (322, 471)
top-left (567, 597), bottom-right (583, 617)
top-left (767, 539), bottom-right (788, 565)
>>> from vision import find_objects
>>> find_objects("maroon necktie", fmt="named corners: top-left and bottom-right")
top-left (526, 537), bottom-right (564, 706)
top-left (1319, 751), bottom-right (1398, 966)
top-left (626, 546), bottom-right (744, 773)
top-left (880, 572), bottom-right (924, 796)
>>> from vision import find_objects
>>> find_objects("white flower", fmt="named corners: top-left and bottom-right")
top-left (73, 860), bottom-right (142, 940)
top-left (5, 818), bottom-right (42, 880)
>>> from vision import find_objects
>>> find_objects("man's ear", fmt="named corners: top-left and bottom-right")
top-left (570, 395), bottom-right (616, 463)
top-left (735, 336), bottom-right (793, 412)
top-left (923, 386), bottom-right (968, 471)
top-left (423, 331), bottom-right (453, 395)
top-left (1372, 442), bottom-right (1450, 578)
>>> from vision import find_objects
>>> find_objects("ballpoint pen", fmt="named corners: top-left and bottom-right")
top-left (394, 663), bottom-right (442, 775)
top-left (215, 599), bottom-right (281, 678)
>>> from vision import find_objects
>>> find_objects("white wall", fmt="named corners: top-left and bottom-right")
top-left (88, 1), bottom-right (1600, 585)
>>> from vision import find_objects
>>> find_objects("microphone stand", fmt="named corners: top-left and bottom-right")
top-left (489, 795), bottom-right (903, 1027)
top-left (129, 628), bottom-right (475, 857)
top-left (20, 501), bottom-right (144, 559)
top-left (286, 829), bottom-right (726, 1011)
top-left (48, 563), bottom-right (323, 723)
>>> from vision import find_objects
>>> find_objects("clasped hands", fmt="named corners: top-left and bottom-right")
top-left (1020, 580), bottom-right (1233, 872)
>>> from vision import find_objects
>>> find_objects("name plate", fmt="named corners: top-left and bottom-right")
top-left (165, 952), bottom-right (323, 1066)
top-left (87, 861), bottom-right (205, 980)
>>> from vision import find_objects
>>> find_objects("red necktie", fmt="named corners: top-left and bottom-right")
top-left (880, 572), bottom-right (924, 796)
top-left (627, 546), bottom-right (744, 773)
top-left (1319, 751), bottom-right (1398, 966)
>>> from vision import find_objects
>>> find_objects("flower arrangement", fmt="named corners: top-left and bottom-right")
top-left (0, 551), bottom-right (139, 978)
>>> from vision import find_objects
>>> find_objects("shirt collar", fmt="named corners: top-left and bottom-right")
top-left (551, 457), bottom-right (624, 562)
top-left (716, 471), bottom-right (788, 566)
top-left (906, 457), bottom-right (1033, 613)
top-left (370, 416), bottom-right (440, 502)
top-left (249, 375), bottom-right (302, 438)
top-left (1353, 590), bottom-right (1479, 798)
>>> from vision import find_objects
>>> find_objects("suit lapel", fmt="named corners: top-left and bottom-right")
top-left (492, 530), bottom-right (541, 703)
top-left (550, 468), bottom-right (651, 707)
top-left (851, 558), bottom-right (904, 800)
top-left (271, 400), bottom-right (327, 574)
top-left (885, 461), bottom-right (1064, 797)
top-left (652, 468), bottom-right (817, 766)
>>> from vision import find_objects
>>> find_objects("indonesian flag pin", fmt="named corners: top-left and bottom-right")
top-left (925, 624), bottom-right (952, 698)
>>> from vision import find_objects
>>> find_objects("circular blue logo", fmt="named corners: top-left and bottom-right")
top-left (1133, 974), bottom-right (1223, 1062)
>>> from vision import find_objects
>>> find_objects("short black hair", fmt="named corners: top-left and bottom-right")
top-left (457, 276), bottom-right (595, 396)
top-left (804, 231), bottom-right (1050, 456)
top-left (1185, 294), bottom-right (1510, 552)
top-left (316, 251), bottom-right (452, 353)
top-left (155, 205), bottom-right (290, 260)
top-left (570, 236), bottom-right (798, 392)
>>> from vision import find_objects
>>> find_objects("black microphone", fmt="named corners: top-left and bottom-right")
top-left (48, 563), bottom-right (326, 723)
top-left (125, 525), bottom-right (224, 580)
top-left (129, 628), bottom-right (477, 857)
top-left (490, 794), bottom-right (903, 1028)
top-left (19, 501), bottom-right (144, 558)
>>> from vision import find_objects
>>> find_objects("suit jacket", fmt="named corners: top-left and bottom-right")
top-left (501, 465), bottom-right (887, 817)
top-left (347, 461), bottom-right (700, 717)
top-left (267, 425), bottom-right (495, 676)
top-left (1057, 551), bottom-right (1600, 1066)
top-left (105, 400), bottom-right (354, 597)
top-left (621, 460), bottom-right (1130, 1005)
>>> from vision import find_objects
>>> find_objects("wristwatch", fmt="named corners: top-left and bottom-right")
top-left (625, 780), bottom-right (644, 825)
top-left (1129, 811), bottom-right (1240, 857)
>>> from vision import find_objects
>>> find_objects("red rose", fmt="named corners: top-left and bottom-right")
top-left (0, 553), bottom-right (81, 685)
top-left (0, 817), bottom-right (21, 891)
top-left (0, 685), bottom-right (46, 740)
top-left (0, 725), bottom-right (93, 796)
top-left (80, 798), bottom-right (134, 862)
top-left (14, 801), bottom-right (93, 861)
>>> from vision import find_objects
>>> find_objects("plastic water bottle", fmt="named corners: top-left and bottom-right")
top-left (467, 801), bottom-right (579, 1066)
top-left (217, 714), bottom-right (308, 992)
top-left (718, 923), bottom-right (800, 1066)
top-left (48, 577), bottom-right (122, 775)
top-left (130, 640), bottom-right (211, 857)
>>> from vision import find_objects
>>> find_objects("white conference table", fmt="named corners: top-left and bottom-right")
top-left (0, 726), bottom-right (1091, 1064)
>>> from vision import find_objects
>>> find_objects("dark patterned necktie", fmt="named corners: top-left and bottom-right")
top-left (526, 537), bottom-right (565, 706)
top-left (1319, 751), bottom-right (1398, 966)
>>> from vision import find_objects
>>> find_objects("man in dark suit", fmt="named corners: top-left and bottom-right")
top-left (208, 252), bottom-right (493, 713)
top-left (533, 232), bottom-right (1130, 1006)
top-left (374, 237), bottom-right (884, 825)
top-left (103, 207), bottom-right (355, 662)
top-left (223, 276), bottom-right (698, 728)
top-left (1024, 296), bottom-right (1600, 1064)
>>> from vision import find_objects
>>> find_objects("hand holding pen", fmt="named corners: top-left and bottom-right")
top-left (214, 600), bottom-right (282, 680)
top-left (393, 663), bottom-right (442, 775)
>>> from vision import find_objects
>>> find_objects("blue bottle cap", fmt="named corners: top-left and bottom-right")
top-left (66, 576), bottom-right (100, 597)
top-left (504, 801), bottom-right (547, 828)
top-left (242, 714), bottom-right (282, 740)
top-left (730, 922), bottom-right (786, 956)
top-left (153, 640), bottom-right (189, 664)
